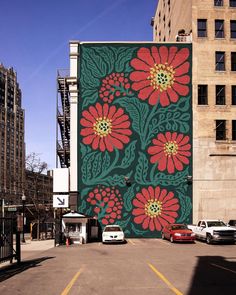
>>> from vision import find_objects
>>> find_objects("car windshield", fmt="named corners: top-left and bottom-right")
top-left (229, 220), bottom-right (236, 226)
top-left (171, 225), bottom-right (187, 230)
top-left (104, 226), bottom-right (122, 232)
top-left (207, 221), bottom-right (226, 227)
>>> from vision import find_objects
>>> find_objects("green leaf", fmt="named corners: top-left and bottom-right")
top-left (117, 217), bottom-right (131, 229)
top-left (92, 153), bottom-right (102, 178)
top-left (120, 141), bottom-right (137, 169)
top-left (115, 47), bottom-right (138, 72)
top-left (82, 90), bottom-right (98, 109)
top-left (179, 122), bottom-right (190, 133)
top-left (103, 152), bottom-right (111, 172)
top-left (80, 143), bottom-right (91, 159)
top-left (153, 168), bottom-right (189, 187)
top-left (83, 47), bottom-right (107, 78)
top-left (134, 152), bottom-right (149, 184)
top-left (81, 152), bottom-right (97, 183)
top-left (93, 47), bottom-right (116, 74)
top-left (80, 66), bottom-right (100, 88)
top-left (81, 187), bottom-right (92, 198)
top-left (123, 184), bottom-right (135, 212)
top-left (115, 97), bottom-right (149, 136)
top-left (131, 223), bottom-right (146, 236)
top-left (176, 193), bottom-right (192, 223)
top-left (105, 174), bottom-right (127, 187)
top-left (79, 199), bottom-right (88, 212)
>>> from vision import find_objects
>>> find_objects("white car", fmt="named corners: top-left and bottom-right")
top-left (102, 225), bottom-right (125, 243)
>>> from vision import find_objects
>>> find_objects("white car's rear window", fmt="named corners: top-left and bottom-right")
top-left (104, 226), bottom-right (122, 232)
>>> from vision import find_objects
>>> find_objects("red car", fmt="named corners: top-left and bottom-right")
top-left (161, 224), bottom-right (195, 243)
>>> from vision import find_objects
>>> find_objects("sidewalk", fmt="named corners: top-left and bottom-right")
top-left (0, 239), bottom-right (55, 269)
top-left (21, 239), bottom-right (55, 252)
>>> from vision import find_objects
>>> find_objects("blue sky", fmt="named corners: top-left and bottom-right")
top-left (0, 0), bottom-right (157, 169)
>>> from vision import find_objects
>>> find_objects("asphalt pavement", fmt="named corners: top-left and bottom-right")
top-left (0, 239), bottom-right (235, 295)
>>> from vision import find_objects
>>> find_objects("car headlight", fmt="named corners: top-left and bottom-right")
top-left (174, 233), bottom-right (181, 236)
top-left (191, 233), bottom-right (195, 237)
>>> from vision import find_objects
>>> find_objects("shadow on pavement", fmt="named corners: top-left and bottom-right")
top-left (187, 255), bottom-right (236, 295)
top-left (0, 256), bottom-right (55, 282)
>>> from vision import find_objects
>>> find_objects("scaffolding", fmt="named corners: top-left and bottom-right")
top-left (56, 70), bottom-right (70, 168)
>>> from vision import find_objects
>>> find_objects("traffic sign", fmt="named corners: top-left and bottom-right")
top-left (53, 195), bottom-right (69, 208)
top-left (8, 207), bottom-right (17, 212)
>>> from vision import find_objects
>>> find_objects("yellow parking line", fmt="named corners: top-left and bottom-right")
top-left (211, 263), bottom-right (236, 274)
top-left (61, 269), bottom-right (82, 295)
top-left (148, 263), bottom-right (183, 295)
top-left (128, 239), bottom-right (135, 245)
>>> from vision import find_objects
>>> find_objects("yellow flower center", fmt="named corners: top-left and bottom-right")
top-left (145, 199), bottom-right (162, 218)
top-left (148, 63), bottom-right (175, 92)
top-left (93, 117), bottom-right (112, 137)
top-left (164, 141), bottom-right (178, 157)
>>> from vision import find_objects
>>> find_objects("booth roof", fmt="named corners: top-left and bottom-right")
top-left (62, 212), bottom-right (86, 218)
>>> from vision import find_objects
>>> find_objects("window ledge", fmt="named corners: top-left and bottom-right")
top-left (209, 153), bottom-right (236, 156)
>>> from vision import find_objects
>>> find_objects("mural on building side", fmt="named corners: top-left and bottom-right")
top-left (78, 43), bottom-right (192, 237)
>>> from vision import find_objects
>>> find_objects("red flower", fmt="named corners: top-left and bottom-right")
top-left (99, 72), bottom-right (131, 103)
top-left (132, 186), bottom-right (179, 231)
top-left (129, 46), bottom-right (190, 106)
top-left (80, 103), bottom-right (132, 152)
top-left (147, 132), bottom-right (191, 174)
top-left (87, 186), bottom-right (123, 225)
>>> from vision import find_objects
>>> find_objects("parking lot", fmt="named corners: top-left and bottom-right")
top-left (0, 239), bottom-right (235, 295)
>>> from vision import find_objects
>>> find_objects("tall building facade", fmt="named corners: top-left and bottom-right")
top-left (0, 64), bottom-right (25, 205)
top-left (152, 0), bottom-right (236, 222)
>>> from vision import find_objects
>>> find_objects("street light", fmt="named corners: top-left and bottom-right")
top-left (22, 193), bottom-right (26, 243)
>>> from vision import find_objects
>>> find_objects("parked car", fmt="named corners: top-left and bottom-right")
top-left (161, 224), bottom-right (195, 243)
top-left (228, 220), bottom-right (236, 228)
top-left (102, 225), bottom-right (125, 244)
top-left (188, 220), bottom-right (236, 244)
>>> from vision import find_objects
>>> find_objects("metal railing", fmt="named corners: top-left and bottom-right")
top-left (0, 217), bottom-right (20, 264)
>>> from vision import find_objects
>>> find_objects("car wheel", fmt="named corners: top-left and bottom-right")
top-left (206, 234), bottom-right (212, 244)
top-left (161, 233), bottom-right (165, 240)
top-left (170, 236), bottom-right (174, 243)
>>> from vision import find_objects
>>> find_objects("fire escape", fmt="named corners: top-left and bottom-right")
top-left (57, 70), bottom-right (70, 168)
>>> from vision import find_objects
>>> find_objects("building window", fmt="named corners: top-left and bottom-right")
top-left (232, 121), bottom-right (236, 140)
top-left (215, 20), bottom-right (224, 38)
top-left (231, 52), bottom-right (236, 70)
top-left (197, 19), bottom-right (207, 37)
top-left (215, 51), bottom-right (225, 71)
top-left (214, 0), bottom-right (223, 6)
top-left (232, 86), bottom-right (236, 105)
top-left (230, 0), bottom-right (236, 7)
top-left (198, 85), bottom-right (208, 105)
top-left (230, 22), bottom-right (236, 40)
top-left (216, 85), bottom-right (225, 105)
top-left (216, 120), bottom-right (226, 140)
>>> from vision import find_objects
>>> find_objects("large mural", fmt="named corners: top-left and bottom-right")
top-left (78, 43), bottom-right (192, 238)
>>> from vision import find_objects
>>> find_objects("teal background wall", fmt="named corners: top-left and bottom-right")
top-left (78, 43), bottom-right (192, 238)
